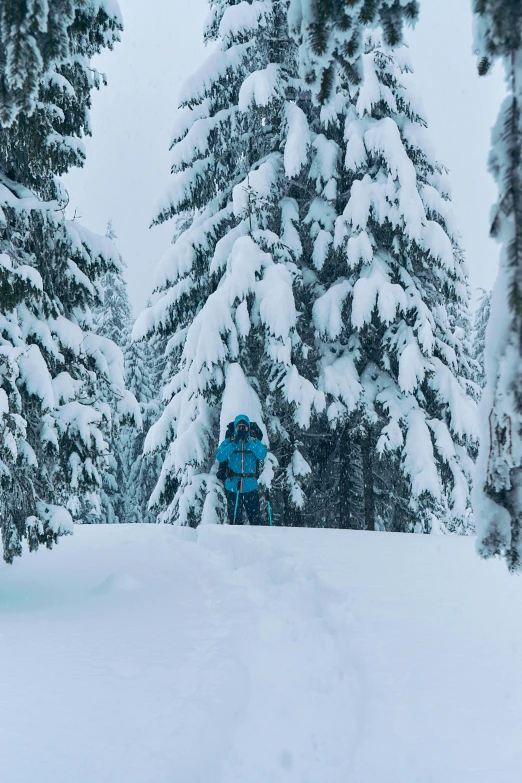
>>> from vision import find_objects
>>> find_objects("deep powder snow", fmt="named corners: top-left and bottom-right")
top-left (0, 525), bottom-right (521, 782)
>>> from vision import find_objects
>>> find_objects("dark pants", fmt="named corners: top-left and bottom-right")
top-left (225, 489), bottom-right (263, 525)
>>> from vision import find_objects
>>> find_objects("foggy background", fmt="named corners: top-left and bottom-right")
top-left (64, 0), bottom-right (505, 316)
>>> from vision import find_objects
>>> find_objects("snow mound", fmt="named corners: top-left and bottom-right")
top-left (92, 572), bottom-right (143, 594)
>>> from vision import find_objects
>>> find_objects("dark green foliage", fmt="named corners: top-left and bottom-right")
top-left (472, 289), bottom-right (491, 389)
top-left (303, 33), bottom-right (476, 533)
top-left (0, 0), bottom-right (121, 128)
top-left (473, 0), bottom-right (522, 75)
top-left (92, 230), bottom-right (135, 526)
top-left (473, 0), bottom-right (522, 569)
top-left (0, 0), bottom-right (123, 561)
top-left (296, 0), bottom-right (419, 102)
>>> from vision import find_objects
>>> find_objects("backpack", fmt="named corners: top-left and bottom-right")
top-left (216, 420), bottom-right (264, 483)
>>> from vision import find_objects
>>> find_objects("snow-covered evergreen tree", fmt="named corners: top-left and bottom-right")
top-left (134, 0), bottom-right (327, 527)
top-left (92, 221), bottom-right (137, 525)
top-left (472, 0), bottom-right (522, 569)
top-left (135, 5), bottom-right (478, 534)
top-left (288, 0), bottom-right (419, 102)
top-left (0, 1), bottom-right (120, 126)
top-left (472, 288), bottom-right (491, 390)
top-left (308, 33), bottom-right (478, 532)
top-left (94, 220), bottom-right (132, 346)
top-left (123, 337), bottom-right (163, 524)
top-left (0, 1), bottom-right (140, 561)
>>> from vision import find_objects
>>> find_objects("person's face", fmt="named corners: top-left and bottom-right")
top-left (236, 421), bottom-right (249, 435)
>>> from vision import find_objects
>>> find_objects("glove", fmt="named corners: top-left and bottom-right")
top-left (235, 429), bottom-right (248, 442)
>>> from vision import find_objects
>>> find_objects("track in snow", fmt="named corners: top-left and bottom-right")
top-left (1, 524), bottom-right (521, 783)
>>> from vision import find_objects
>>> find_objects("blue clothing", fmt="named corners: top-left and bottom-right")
top-left (216, 414), bottom-right (267, 493)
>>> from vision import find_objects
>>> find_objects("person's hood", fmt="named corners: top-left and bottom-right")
top-left (234, 414), bottom-right (250, 430)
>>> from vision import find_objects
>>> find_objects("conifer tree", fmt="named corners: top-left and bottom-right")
top-left (94, 220), bottom-right (132, 346)
top-left (307, 33), bottom-right (478, 532)
top-left (137, 5), bottom-right (478, 534)
top-left (92, 221), bottom-right (137, 525)
top-left (123, 337), bottom-right (162, 524)
top-left (472, 288), bottom-right (491, 390)
top-left (472, 0), bottom-right (522, 570)
top-left (134, 0), bottom-right (326, 527)
top-left (288, 0), bottom-right (419, 103)
top-left (0, 1), bottom-right (122, 125)
top-left (0, 1), bottom-right (139, 561)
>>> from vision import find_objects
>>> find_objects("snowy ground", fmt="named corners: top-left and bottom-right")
top-left (1, 525), bottom-right (521, 783)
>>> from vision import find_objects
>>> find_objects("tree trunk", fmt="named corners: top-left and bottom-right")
top-left (361, 436), bottom-right (375, 531)
top-left (283, 492), bottom-right (304, 527)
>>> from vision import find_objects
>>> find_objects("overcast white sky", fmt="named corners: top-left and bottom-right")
top-left (64, 0), bottom-right (505, 316)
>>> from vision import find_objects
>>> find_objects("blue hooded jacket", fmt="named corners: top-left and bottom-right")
top-left (216, 414), bottom-right (267, 493)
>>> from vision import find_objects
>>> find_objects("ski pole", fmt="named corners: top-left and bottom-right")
top-left (233, 488), bottom-right (240, 525)
top-left (266, 489), bottom-right (273, 526)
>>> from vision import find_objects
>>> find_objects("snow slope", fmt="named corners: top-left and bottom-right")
top-left (1, 525), bottom-right (521, 783)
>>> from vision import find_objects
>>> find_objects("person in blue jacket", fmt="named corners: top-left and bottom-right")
top-left (216, 414), bottom-right (267, 525)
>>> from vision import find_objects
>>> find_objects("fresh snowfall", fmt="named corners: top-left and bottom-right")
top-left (0, 1), bottom-right (521, 782)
